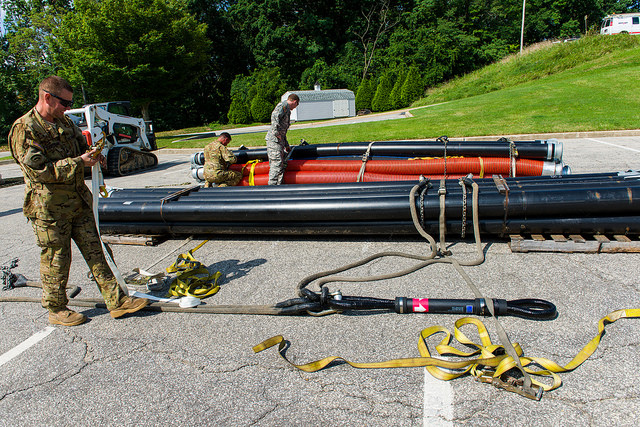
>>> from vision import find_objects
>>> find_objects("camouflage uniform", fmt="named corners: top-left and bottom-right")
top-left (8, 108), bottom-right (126, 312)
top-left (203, 140), bottom-right (242, 187)
top-left (265, 101), bottom-right (292, 185)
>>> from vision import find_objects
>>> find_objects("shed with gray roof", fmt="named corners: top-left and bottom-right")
top-left (282, 87), bottom-right (356, 122)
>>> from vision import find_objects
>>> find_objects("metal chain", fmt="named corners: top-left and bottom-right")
top-left (437, 136), bottom-right (449, 178)
top-left (419, 183), bottom-right (427, 229)
top-left (459, 179), bottom-right (467, 238)
top-left (508, 140), bottom-right (516, 177)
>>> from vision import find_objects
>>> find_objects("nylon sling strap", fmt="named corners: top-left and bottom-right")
top-left (165, 240), bottom-right (222, 299)
top-left (356, 141), bottom-right (375, 182)
top-left (253, 308), bottom-right (640, 398)
top-left (91, 152), bottom-right (129, 295)
top-left (241, 160), bottom-right (261, 186)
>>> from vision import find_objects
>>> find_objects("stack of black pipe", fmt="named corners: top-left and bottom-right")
top-left (99, 171), bottom-right (640, 237)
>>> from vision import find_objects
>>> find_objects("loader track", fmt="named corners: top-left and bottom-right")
top-left (106, 146), bottom-right (158, 176)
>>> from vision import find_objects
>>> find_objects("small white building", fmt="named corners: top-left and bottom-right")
top-left (282, 85), bottom-right (356, 122)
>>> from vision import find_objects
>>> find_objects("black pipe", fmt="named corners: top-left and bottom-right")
top-left (103, 179), bottom-right (639, 203)
top-left (107, 172), bottom-right (639, 200)
top-left (208, 140), bottom-right (562, 163)
top-left (98, 184), bottom-right (640, 223)
top-left (98, 215), bottom-right (640, 236)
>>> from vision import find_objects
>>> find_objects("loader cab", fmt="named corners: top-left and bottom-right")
top-left (100, 101), bottom-right (156, 149)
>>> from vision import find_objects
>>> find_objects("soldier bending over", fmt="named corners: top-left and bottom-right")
top-left (203, 132), bottom-right (241, 187)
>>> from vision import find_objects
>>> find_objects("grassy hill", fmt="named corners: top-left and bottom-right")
top-left (162, 34), bottom-right (640, 148)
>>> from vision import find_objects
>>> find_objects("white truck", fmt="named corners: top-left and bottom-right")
top-left (600, 13), bottom-right (640, 35)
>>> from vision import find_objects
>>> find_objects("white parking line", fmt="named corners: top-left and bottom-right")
top-left (423, 368), bottom-right (454, 426)
top-left (587, 138), bottom-right (640, 153)
top-left (0, 327), bottom-right (55, 368)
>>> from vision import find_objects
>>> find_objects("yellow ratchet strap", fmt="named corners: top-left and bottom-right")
top-left (253, 308), bottom-right (640, 398)
top-left (478, 157), bottom-right (484, 178)
top-left (408, 156), bottom-right (464, 160)
top-left (165, 240), bottom-right (222, 299)
top-left (241, 160), bottom-right (261, 187)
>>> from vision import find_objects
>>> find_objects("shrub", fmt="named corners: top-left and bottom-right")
top-left (227, 95), bottom-right (252, 124)
top-left (355, 78), bottom-right (374, 110)
top-left (371, 71), bottom-right (394, 112)
top-left (401, 66), bottom-right (425, 106)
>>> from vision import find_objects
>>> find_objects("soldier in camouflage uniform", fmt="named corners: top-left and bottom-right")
top-left (203, 132), bottom-right (242, 187)
top-left (265, 94), bottom-right (299, 185)
top-left (8, 76), bottom-right (148, 326)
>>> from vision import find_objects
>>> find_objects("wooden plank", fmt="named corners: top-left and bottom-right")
top-left (509, 234), bottom-right (600, 253)
top-left (510, 233), bottom-right (640, 254)
top-left (101, 234), bottom-right (163, 246)
top-left (601, 235), bottom-right (640, 253)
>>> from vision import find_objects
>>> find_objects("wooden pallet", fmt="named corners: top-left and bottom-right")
top-left (509, 234), bottom-right (640, 253)
top-left (101, 234), bottom-right (165, 246)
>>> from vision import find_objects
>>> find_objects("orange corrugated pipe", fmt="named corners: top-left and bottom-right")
top-left (231, 157), bottom-right (544, 177)
top-left (237, 172), bottom-right (472, 186)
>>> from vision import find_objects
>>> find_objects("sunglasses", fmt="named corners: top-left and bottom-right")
top-left (44, 90), bottom-right (73, 108)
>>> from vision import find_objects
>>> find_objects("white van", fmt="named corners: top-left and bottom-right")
top-left (601, 13), bottom-right (640, 35)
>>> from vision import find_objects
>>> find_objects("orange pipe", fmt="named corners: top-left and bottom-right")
top-left (237, 172), bottom-right (472, 186)
top-left (231, 157), bottom-right (544, 177)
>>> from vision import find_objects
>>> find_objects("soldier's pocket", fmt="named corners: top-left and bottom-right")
top-left (31, 219), bottom-right (70, 248)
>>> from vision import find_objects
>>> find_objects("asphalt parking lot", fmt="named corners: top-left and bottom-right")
top-left (1, 133), bottom-right (639, 426)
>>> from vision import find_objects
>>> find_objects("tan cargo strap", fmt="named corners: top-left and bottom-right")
top-left (356, 141), bottom-right (375, 182)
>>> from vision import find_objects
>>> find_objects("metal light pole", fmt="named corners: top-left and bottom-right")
top-left (520, 0), bottom-right (526, 53)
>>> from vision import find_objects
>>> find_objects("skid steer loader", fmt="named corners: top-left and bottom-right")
top-left (65, 101), bottom-right (158, 176)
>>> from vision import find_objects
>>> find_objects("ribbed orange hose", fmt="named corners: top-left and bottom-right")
top-left (237, 172), bottom-right (471, 186)
top-left (231, 157), bottom-right (544, 177)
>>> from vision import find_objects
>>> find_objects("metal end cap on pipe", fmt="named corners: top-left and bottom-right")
top-left (547, 139), bottom-right (563, 162)
top-left (191, 152), bottom-right (205, 167)
top-left (191, 168), bottom-right (204, 182)
top-left (541, 161), bottom-right (566, 176)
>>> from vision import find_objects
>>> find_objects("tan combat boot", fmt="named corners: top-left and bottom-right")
top-left (110, 296), bottom-right (149, 319)
top-left (49, 309), bottom-right (87, 326)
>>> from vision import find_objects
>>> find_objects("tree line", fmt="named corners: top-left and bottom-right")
top-left (1, 0), bottom-right (638, 137)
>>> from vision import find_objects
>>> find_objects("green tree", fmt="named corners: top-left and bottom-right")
top-left (389, 68), bottom-right (406, 109)
top-left (0, 59), bottom-right (23, 138)
top-left (1, 0), bottom-right (72, 110)
top-left (52, 0), bottom-right (210, 120)
top-left (227, 95), bottom-right (252, 124)
top-left (401, 66), bottom-right (423, 106)
top-left (371, 70), bottom-right (394, 112)
top-left (355, 77), bottom-right (375, 110)
top-left (250, 93), bottom-right (273, 123)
